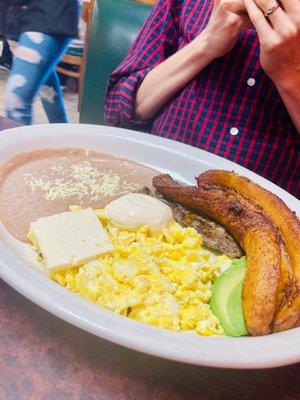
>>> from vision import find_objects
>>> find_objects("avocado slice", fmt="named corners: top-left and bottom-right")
top-left (210, 257), bottom-right (248, 337)
top-left (227, 279), bottom-right (248, 336)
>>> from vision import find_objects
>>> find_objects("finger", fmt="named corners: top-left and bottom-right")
top-left (279, 0), bottom-right (300, 13)
top-left (244, 0), bottom-right (274, 39)
top-left (254, 0), bottom-right (291, 29)
top-left (254, 0), bottom-right (298, 37)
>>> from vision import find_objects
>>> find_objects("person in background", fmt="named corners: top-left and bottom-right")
top-left (0, 36), bottom-right (13, 71)
top-left (105, 0), bottom-right (300, 198)
top-left (0, 2), bottom-right (13, 71)
top-left (1, 0), bottom-right (80, 125)
top-left (70, 0), bottom-right (88, 52)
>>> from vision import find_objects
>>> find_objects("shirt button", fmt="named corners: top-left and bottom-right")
top-left (247, 78), bottom-right (256, 87)
top-left (230, 127), bottom-right (239, 136)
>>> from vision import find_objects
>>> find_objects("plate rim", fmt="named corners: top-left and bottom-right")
top-left (0, 123), bottom-right (299, 370)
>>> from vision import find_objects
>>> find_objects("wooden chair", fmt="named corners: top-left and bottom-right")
top-left (79, 0), bottom-right (153, 125)
top-left (56, 52), bottom-right (83, 80)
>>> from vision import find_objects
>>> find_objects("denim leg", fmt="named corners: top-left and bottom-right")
top-left (5, 32), bottom-right (70, 125)
top-left (40, 69), bottom-right (68, 123)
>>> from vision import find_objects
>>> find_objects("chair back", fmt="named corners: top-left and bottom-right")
top-left (80, 0), bottom-right (153, 125)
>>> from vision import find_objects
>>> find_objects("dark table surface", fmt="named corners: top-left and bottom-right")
top-left (0, 117), bottom-right (299, 400)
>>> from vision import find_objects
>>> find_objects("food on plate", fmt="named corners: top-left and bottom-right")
top-left (29, 204), bottom-right (235, 336)
top-left (0, 147), bottom-right (243, 257)
top-left (105, 193), bottom-right (174, 230)
top-left (138, 187), bottom-right (243, 258)
top-left (28, 208), bottom-right (113, 272)
top-left (197, 170), bottom-right (300, 332)
top-left (197, 170), bottom-right (300, 269)
top-left (1, 147), bottom-right (299, 338)
top-left (274, 243), bottom-right (299, 332)
top-left (0, 148), bottom-right (157, 242)
top-left (153, 174), bottom-right (281, 336)
top-left (210, 257), bottom-right (248, 337)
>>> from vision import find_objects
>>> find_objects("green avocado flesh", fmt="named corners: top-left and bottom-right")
top-left (210, 257), bottom-right (248, 337)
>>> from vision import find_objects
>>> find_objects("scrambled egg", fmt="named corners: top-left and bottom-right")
top-left (51, 211), bottom-right (230, 336)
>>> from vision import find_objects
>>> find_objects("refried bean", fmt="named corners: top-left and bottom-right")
top-left (0, 148), bottom-right (158, 242)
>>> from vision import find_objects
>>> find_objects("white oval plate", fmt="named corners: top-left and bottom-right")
top-left (0, 123), bottom-right (299, 369)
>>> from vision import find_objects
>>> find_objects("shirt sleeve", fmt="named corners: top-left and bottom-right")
top-left (104, 0), bottom-right (180, 128)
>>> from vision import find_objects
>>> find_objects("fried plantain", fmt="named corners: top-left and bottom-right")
top-left (153, 174), bottom-right (280, 336)
top-left (197, 170), bottom-right (300, 332)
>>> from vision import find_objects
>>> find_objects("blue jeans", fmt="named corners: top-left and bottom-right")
top-left (6, 32), bottom-right (71, 125)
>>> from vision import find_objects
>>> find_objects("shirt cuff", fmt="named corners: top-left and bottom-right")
top-left (107, 68), bottom-right (152, 127)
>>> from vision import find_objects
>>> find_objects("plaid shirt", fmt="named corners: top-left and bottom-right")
top-left (105, 0), bottom-right (300, 198)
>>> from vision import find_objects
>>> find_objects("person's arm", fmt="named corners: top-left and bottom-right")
top-left (276, 80), bottom-right (300, 134)
top-left (105, 0), bottom-right (252, 126)
top-left (104, 0), bottom-right (179, 127)
top-left (134, 34), bottom-right (213, 120)
top-left (244, 0), bottom-right (300, 134)
top-left (135, 0), bottom-right (253, 120)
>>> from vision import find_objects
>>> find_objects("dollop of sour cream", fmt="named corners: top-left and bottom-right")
top-left (105, 193), bottom-right (174, 230)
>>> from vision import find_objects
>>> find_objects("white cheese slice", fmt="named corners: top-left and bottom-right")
top-left (30, 208), bottom-right (113, 272)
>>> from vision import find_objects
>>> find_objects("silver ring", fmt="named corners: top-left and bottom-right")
top-left (264, 3), bottom-right (280, 17)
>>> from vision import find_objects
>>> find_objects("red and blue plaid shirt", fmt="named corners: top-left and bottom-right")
top-left (105, 0), bottom-right (300, 198)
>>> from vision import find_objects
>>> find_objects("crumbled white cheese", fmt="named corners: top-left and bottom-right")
top-left (23, 162), bottom-right (140, 201)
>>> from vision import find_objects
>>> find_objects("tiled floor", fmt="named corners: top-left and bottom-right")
top-left (0, 69), bottom-right (80, 124)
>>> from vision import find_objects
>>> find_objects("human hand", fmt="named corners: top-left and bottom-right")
top-left (244, 0), bottom-right (300, 88)
top-left (201, 0), bottom-right (253, 58)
